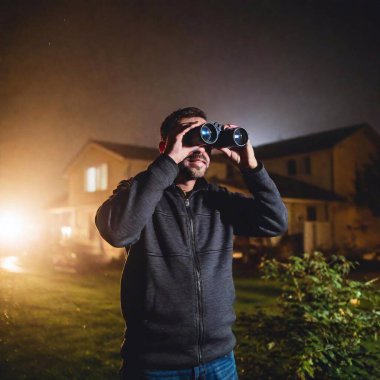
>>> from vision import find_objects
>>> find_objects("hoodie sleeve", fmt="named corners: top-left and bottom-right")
top-left (95, 154), bottom-right (179, 247)
top-left (214, 162), bottom-right (288, 237)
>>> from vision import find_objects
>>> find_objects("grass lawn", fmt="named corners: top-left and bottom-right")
top-left (2, 264), bottom-right (378, 379)
top-left (0, 269), bottom-right (124, 380)
top-left (0, 266), bottom-right (280, 380)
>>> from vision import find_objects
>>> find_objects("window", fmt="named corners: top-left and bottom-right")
top-left (85, 164), bottom-right (108, 192)
top-left (307, 206), bottom-right (317, 221)
top-left (302, 156), bottom-right (311, 175)
top-left (287, 159), bottom-right (297, 175)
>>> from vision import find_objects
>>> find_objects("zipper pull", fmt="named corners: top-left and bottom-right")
top-left (185, 198), bottom-right (190, 207)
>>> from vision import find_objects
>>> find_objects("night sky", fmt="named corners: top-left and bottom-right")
top-left (0, 0), bottom-right (379, 210)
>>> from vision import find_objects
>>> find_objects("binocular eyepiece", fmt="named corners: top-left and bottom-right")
top-left (183, 122), bottom-right (248, 148)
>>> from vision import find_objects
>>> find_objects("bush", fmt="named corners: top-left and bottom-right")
top-left (235, 252), bottom-right (380, 380)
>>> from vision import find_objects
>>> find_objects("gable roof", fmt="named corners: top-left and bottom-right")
top-left (93, 140), bottom-right (229, 163)
top-left (269, 173), bottom-right (344, 201)
top-left (215, 172), bottom-right (344, 202)
top-left (63, 140), bottom-right (159, 176)
top-left (255, 123), bottom-right (370, 160)
top-left (92, 140), bottom-right (158, 161)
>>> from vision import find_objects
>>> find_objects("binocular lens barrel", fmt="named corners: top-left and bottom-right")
top-left (232, 128), bottom-right (249, 147)
top-left (200, 124), bottom-right (219, 144)
top-left (183, 122), bottom-right (248, 148)
top-left (183, 123), bottom-right (219, 146)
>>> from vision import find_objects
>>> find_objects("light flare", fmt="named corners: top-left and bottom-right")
top-left (0, 211), bottom-right (25, 243)
top-left (0, 256), bottom-right (24, 273)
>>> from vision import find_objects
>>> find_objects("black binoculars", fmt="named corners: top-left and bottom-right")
top-left (183, 122), bottom-right (248, 148)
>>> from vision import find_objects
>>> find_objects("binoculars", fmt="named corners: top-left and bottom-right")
top-left (183, 122), bottom-right (248, 148)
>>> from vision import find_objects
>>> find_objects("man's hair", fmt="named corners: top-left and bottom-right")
top-left (160, 107), bottom-right (207, 140)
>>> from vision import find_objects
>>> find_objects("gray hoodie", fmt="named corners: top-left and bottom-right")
top-left (95, 154), bottom-right (287, 369)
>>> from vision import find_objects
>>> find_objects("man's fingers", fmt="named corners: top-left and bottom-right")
top-left (223, 124), bottom-right (240, 130)
top-left (217, 147), bottom-right (233, 157)
top-left (177, 123), bottom-right (201, 139)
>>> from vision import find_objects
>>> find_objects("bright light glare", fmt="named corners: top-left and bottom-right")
top-left (0, 256), bottom-right (24, 273)
top-left (0, 211), bottom-right (25, 243)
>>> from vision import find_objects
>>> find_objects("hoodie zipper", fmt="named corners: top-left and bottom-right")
top-left (184, 196), bottom-right (204, 366)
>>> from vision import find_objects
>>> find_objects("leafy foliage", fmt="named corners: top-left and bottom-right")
top-left (235, 253), bottom-right (380, 380)
top-left (354, 149), bottom-right (380, 217)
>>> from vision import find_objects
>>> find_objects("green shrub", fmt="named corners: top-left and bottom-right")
top-left (235, 252), bottom-right (380, 380)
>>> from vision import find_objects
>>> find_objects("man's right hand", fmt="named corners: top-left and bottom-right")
top-left (163, 122), bottom-right (203, 164)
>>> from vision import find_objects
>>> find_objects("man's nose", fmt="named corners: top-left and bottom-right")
top-left (193, 146), bottom-right (208, 156)
top-left (193, 146), bottom-right (211, 159)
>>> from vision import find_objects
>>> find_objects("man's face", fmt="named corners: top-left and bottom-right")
top-left (177, 116), bottom-right (211, 179)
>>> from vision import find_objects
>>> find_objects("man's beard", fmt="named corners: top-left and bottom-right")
top-left (178, 163), bottom-right (207, 179)
top-left (178, 153), bottom-right (209, 180)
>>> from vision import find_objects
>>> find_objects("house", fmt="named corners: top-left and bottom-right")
top-left (253, 123), bottom-right (380, 253)
top-left (200, 122), bottom-right (380, 256)
top-left (49, 123), bottom-right (380, 262)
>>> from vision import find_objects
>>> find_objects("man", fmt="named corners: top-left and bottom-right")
top-left (95, 107), bottom-right (287, 379)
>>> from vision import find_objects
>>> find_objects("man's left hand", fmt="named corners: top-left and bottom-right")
top-left (217, 124), bottom-right (258, 170)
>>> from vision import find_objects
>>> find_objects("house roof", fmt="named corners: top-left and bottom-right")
top-left (93, 139), bottom-right (230, 163)
top-left (215, 173), bottom-right (344, 202)
top-left (254, 123), bottom-right (369, 160)
top-left (269, 173), bottom-right (344, 201)
top-left (92, 140), bottom-right (159, 161)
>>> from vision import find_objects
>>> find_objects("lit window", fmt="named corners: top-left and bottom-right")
top-left (85, 164), bottom-right (108, 192)
top-left (61, 226), bottom-right (72, 239)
